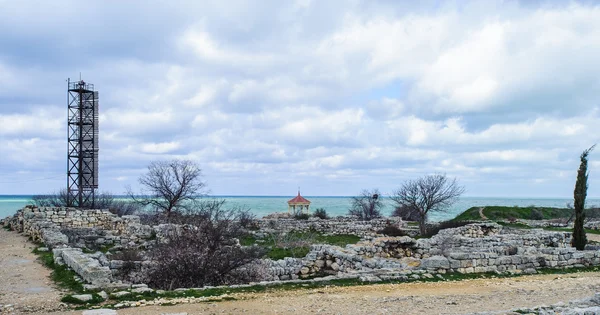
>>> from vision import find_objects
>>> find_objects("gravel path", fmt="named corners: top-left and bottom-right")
top-left (0, 228), bottom-right (64, 314)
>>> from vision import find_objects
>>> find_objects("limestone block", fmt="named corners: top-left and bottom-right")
top-left (420, 256), bottom-right (450, 270)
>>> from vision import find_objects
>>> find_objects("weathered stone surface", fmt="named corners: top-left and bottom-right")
top-left (132, 287), bottom-right (154, 294)
top-left (421, 256), bottom-right (450, 269)
top-left (110, 291), bottom-right (131, 298)
top-left (71, 294), bottom-right (93, 302)
top-left (53, 248), bottom-right (113, 286)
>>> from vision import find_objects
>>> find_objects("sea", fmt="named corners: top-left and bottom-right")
top-left (2, 195), bottom-right (600, 222)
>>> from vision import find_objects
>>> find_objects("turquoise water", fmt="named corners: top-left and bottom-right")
top-left (2, 195), bottom-right (600, 221)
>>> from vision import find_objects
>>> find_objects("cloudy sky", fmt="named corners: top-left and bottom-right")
top-left (0, 0), bottom-right (599, 197)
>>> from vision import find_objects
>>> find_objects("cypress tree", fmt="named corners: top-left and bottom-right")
top-left (572, 145), bottom-right (595, 250)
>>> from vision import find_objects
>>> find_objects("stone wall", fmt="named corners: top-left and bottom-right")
top-left (263, 223), bottom-right (589, 281)
top-left (2, 206), bottom-right (156, 289)
top-left (4, 206), bottom-right (155, 248)
top-left (255, 216), bottom-right (404, 237)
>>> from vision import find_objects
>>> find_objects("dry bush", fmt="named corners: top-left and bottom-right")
top-left (31, 189), bottom-right (70, 207)
top-left (392, 204), bottom-right (421, 221)
top-left (348, 189), bottom-right (383, 220)
top-left (144, 200), bottom-right (266, 289)
top-left (377, 225), bottom-right (407, 237)
top-left (313, 208), bottom-right (329, 220)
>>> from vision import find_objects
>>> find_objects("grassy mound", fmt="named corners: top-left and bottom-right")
top-left (452, 206), bottom-right (572, 221)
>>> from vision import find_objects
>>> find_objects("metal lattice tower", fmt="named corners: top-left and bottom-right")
top-left (67, 79), bottom-right (99, 208)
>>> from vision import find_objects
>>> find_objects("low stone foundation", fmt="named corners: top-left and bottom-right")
top-left (262, 223), bottom-right (585, 281)
top-left (2, 206), bottom-right (157, 288)
top-left (256, 216), bottom-right (404, 237)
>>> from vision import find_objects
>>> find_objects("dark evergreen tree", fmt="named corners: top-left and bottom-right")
top-left (572, 145), bottom-right (595, 250)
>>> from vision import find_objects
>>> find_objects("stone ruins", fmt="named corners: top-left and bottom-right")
top-left (2, 206), bottom-right (600, 292)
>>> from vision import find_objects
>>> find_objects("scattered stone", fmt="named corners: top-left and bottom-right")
top-left (111, 291), bottom-right (131, 298)
top-left (71, 294), bottom-right (93, 302)
top-left (97, 290), bottom-right (109, 300)
top-left (132, 287), bottom-right (154, 294)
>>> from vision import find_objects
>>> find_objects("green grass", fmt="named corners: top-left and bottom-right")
top-left (32, 247), bottom-right (84, 293)
top-left (2, 225), bottom-right (12, 231)
top-left (61, 293), bottom-right (104, 305)
top-left (314, 234), bottom-right (360, 247)
top-left (496, 222), bottom-right (533, 229)
top-left (240, 232), bottom-right (360, 260)
top-left (106, 265), bottom-right (600, 306)
top-left (544, 227), bottom-right (600, 235)
top-left (452, 206), bottom-right (572, 222)
top-left (267, 247), bottom-right (310, 260)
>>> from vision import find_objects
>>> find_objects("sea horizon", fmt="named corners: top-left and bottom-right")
top-left (2, 194), bottom-right (600, 222)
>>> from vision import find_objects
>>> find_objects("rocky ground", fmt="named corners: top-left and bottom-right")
top-left (4, 227), bottom-right (600, 314)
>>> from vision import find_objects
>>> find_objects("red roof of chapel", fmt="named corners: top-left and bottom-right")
top-left (287, 191), bottom-right (311, 204)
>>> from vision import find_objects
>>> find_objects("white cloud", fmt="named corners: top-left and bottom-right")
top-left (0, 108), bottom-right (63, 138)
top-left (140, 141), bottom-right (181, 154)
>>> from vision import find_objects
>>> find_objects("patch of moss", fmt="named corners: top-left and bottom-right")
top-left (99, 244), bottom-right (115, 253)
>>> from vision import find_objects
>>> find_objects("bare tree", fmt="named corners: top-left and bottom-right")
top-left (128, 160), bottom-right (206, 217)
top-left (391, 174), bottom-right (465, 235)
top-left (348, 189), bottom-right (383, 220)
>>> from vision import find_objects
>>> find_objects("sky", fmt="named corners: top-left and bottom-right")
top-left (0, 0), bottom-right (599, 197)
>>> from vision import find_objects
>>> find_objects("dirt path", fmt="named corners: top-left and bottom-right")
top-left (478, 207), bottom-right (488, 220)
top-left (45, 272), bottom-right (600, 315)
top-left (0, 228), bottom-right (64, 314)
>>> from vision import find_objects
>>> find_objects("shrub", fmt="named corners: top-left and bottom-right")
top-left (236, 207), bottom-right (259, 229)
top-left (348, 189), bottom-right (383, 221)
top-left (377, 225), bottom-right (407, 237)
top-left (294, 213), bottom-right (310, 220)
top-left (107, 200), bottom-right (141, 217)
top-left (530, 208), bottom-right (544, 220)
top-left (144, 202), bottom-right (266, 290)
top-left (313, 208), bottom-right (329, 220)
top-left (392, 205), bottom-right (421, 221)
top-left (147, 229), bottom-right (265, 289)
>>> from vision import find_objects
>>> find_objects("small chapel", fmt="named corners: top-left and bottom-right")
top-left (287, 191), bottom-right (311, 214)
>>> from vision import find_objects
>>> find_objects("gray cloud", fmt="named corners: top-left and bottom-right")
top-left (1, 0), bottom-right (599, 197)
